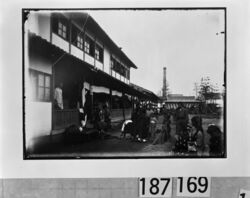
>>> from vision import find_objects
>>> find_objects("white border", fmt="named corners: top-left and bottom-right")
top-left (0, 0), bottom-right (250, 178)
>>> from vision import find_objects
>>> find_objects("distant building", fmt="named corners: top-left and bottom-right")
top-left (167, 94), bottom-right (196, 102)
top-left (160, 94), bottom-right (200, 109)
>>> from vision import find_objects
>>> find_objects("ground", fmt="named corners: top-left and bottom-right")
top-left (27, 114), bottom-right (224, 158)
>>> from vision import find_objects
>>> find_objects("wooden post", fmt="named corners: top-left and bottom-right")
top-left (109, 89), bottom-right (112, 111)
top-left (90, 83), bottom-right (94, 122)
top-left (51, 64), bottom-right (55, 134)
top-left (83, 29), bottom-right (85, 61)
top-left (122, 93), bottom-right (125, 121)
top-left (131, 96), bottom-right (134, 111)
top-left (94, 37), bottom-right (96, 67)
top-left (69, 19), bottom-right (72, 54)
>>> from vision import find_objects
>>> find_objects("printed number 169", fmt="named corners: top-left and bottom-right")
top-left (177, 177), bottom-right (211, 197)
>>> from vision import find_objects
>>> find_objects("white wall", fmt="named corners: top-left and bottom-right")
top-left (71, 44), bottom-right (83, 60)
top-left (27, 12), bottom-right (39, 35)
top-left (25, 101), bottom-right (52, 150)
top-left (103, 47), bottom-right (111, 74)
top-left (85, 53), bottom-right (94, 65)
top-left (115, 72), bottom-right (121, 80)
top-left (52, 33), bottom-right (69, 52)
top-left (121, 76), bottom-right (125, 82)
top-left (37, 13), bottom-right (51, 42)
top-left (26, 44), bottom-right (53, 150)
top-left (27, 12), bottom-right (50, 42)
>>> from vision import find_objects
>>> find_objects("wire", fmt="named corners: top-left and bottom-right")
top-left (52, 13), bottom-right (89, 66)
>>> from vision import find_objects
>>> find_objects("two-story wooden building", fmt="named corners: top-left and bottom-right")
top-left (24, 11), bottom-right (158, 149)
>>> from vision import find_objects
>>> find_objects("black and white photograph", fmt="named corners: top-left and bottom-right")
top-left (23, 8), bottom-right (226, 159)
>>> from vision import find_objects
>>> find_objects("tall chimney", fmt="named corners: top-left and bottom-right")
top-left (162, 67), bottom-right (167, 99)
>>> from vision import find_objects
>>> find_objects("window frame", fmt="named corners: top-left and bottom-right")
top-left (95, 44), bottom-right (104, 63)
top-left (58, 21), bottom-right (67, 39)
top-left (111, 56), bottom-right (127, 77)
top-left (30, 69), bottom-right (52, 102)
top-left (52, 13), bottom-right (69, 41)
top-left (84, 35), bottom-right (95, 57)
top-left (76, 35), bottom-right (84, 50)
top-left (71, 24), bottom-right (84, 50)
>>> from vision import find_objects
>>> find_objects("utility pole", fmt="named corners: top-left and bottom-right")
top-left (162, 67), bottom-right (167, 99)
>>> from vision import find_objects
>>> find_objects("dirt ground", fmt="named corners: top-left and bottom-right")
top-left (28, 114), bottom-right (224, 158)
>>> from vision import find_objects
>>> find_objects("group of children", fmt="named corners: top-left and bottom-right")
top-left (121, 107), bottom-right (171, 144)
top-left (122, 105), bottom-right (224, 157)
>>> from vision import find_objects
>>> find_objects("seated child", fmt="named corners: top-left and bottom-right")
top-left (207, 124), bottom-right (223, 157)
top-left (188, 116), bottom-right (204, 155)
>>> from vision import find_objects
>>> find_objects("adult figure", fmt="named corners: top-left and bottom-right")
top-left (54, 83), bottom-right (63, 110)
top-left (175, 102), bottom-right (189, 137)
top-left (136, 108), bottom-right (148, 142)
top-left (103, 103), bottom-right (111, 130)
top-left (78, 107), bottom-right (87, 131)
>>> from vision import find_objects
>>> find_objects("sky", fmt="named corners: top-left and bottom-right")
top-left (88, 9), bottom-right (225, 96)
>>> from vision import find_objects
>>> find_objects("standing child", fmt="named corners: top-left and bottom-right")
top-left (149, 114), bottom-right (158, 142)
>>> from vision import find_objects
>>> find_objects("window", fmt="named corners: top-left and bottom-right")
top-left (126, 68), bottom-right (130, 80)
top-left (58, 22), bottom-right (67, 39)
top-left (30, 69), bottom-right (51, 102)
top-left (77, 35), bottom-right (84, 49)
top-left (120, 65), bottom-right (126, 77)
top-left (84, 35), bottom-right (95, 57)
top-left (110, 56), bottom-right (116, 70)
top-left (95, 48), bottom-right (100, 60)
top-left (52, 13), bottom-right (69, 41)
top-left (95, 44), bottom-right (103, 62)
top-left (71, 25), bottom-right (84, 50)
top-left (84, 38), bottom-right (90, 54)
top-left (110, 57), bottom-right (114, 68)
top-left (111, 56), bottom-right (126, 77)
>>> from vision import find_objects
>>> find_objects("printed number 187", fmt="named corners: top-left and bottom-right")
top-left (139, 178), bottom-right (172, 197)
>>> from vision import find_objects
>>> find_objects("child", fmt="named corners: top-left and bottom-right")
top-left (207, 124), bottom-right (223, 157)
top-left (188, 116), bottom-right (205, 155)
top-left (152, 114), bottom-right (165, 145)
top-left (149, 114), bottom-right (158, 141)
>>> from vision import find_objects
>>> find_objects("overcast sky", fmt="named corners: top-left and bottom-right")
top-left (88, 9), bottom-right (225, 96)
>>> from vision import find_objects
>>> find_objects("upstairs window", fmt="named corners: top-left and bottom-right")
top-left (95, 48), bottom-right (100, 60)
top-left (95, 44), bottom-right (103, 62)
top-left (110, 57), bottom-right (114, 68)
top-left (126, 68), bottom-right (130, 80)
top-left (52, 13), bottom-right (69, 41)
top-left (111, 56), bottom-right (127, 77)
top-left (77, 35), bottom-right (84, 49)
top-left (120, 66), bottom-right (126, 77)
top-left (84, 35), bottom-right (94, 57)
top-left (58, 22), bottom-right (67, 39)
top-left (71, 24), bottom-right (84, 50)
top-left (84, 38), bottom-right (90, 53)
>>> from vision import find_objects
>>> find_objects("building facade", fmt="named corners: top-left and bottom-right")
top-left (24, 11), bottom-right (158, 150)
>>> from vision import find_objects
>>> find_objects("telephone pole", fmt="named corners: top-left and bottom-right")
top-left (162, 67), bottom-right (167, 99)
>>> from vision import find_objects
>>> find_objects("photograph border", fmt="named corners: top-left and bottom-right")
top-left (22, 7), bottom-right (227, 160)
